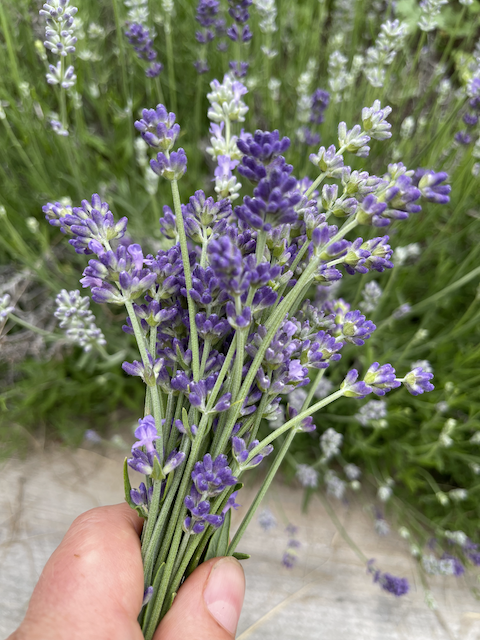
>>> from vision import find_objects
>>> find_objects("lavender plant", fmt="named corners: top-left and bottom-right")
top-left (40, 73), bottom-right (451, 630)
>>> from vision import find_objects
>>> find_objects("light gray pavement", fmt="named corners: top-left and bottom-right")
top-left (1, 445), bottom-right (479, 639)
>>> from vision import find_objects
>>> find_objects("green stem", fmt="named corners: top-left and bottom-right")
top-left (228, 429), bottom-right (297, 555)
top-left (141, 480), bottom-right (164, 563)
top-left (305, 172), bottom-right (326, 200)
top-left (302, 368), bottom-right (326, 411)
top-left (164, 16), bottom-right (177, 113)
top-left (246, 389), bottom-right (345, 464)
top-left (7, 314), bottom-right (54, 338)
top-left (170, 179), bottom-right (200, 381)
top-left (0, 3), bottom-right (21, 87)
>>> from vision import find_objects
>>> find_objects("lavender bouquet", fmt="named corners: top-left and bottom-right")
top-left (42, 74), bottom-right (449, 636)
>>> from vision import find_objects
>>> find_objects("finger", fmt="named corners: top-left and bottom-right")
top-left (155, 557), bottom-right (245, 640)
top-left (10, 503), bottom-right (145, 640)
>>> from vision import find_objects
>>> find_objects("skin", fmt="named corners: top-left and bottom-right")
top-left (8, 503), bottom-right (245, 640)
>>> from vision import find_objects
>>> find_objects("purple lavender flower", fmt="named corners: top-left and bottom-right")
top-left (341, 310), bottom-right (376, 346)
top-left (401, 367), bottom-right (434, 396)
top-left (135, 105), bottom-right (180, 151)
top-left (441, 553), bottom-right (465, 577)
top-left (363, 362), bottom-right (401, 396)
top-left (47, 194), bottom-right (128, 255)
top-left (356, 194), bottom-right (389, 227)
top-left (192, 453), bottom-right (238, 496)
top-left (127, 416), bottom-right (162, 476)
top-left (194, 60), bottom-right (210, 74)
top-left (282, 524), bottom-right (301, 569)
top-left (363, 236), bottom-right (393, 272)
top-left (413, 169), bottom-right (451, 204)
top-left (368, 560), bottom-right (410, 596)
top-left (125, 22), bottom-right (162, 78)
top-left (151, 149), bottom-right (187, 181)
top-left (237, 129), bottom-right (291, 168)
top-left (232, 436), bottom-right (273, 468)
top-left (310, 89), bottom-right (330, 125)
top-left (341, 369), bottom-right (372, 399)
top-left (229, 61), bottom-right (249, 78)
top-left (455, 131), bottom-right (472, 145)
top-left (189, 377), bottom-right (231, 413)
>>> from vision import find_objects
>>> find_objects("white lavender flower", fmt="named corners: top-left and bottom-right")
top-left (296, 59), bottom-right (317, 129)
top-left (354, 400), bottom-right (387, 426)
top-left (255, 0), bottom-right (277, 37)
top-left (268, 77), bottom-right (281, 102)
top-left (0, 294), bottom-right (15, 321)
top-left (40, 1), bottom-right (78, 88)
top-left (364, 20), bottom-right (408, 88)
top-left (258, 507), bottom-right (277, 531)
top-left (288, 387), bottom-right (308, 412)
top-left (344, 463), bottom-right (361, 481)
top-left (400, 116), bottom-right (415, 139)
top-left (125, 0), bottom-right (149, 23)
top-left (377, 480), bottom-right (393, 502)
top-left (328, 50), bottom-right (351, 102)
top-left (296, 464), bottom-right (319, 488)
top-left (418, 0), bottom-right (448, 32)
top-left (313, 377), bottom-right (334, 400)
top-left (325, 470), bottom-right (346, 500)
top-left (207, 75), bottom-right (249, 123)
top-left (359, 281), bottom-right (382, 313)
top-left (393, 303), bottom-right (411, 319)
top-left (444, 530), bottom-right (468, 547)
top-left (266, 403), bottom-right (285, 430)
top-left (55, 289), bottom-right (106, 353)
top-left (436, 491), bottom-right (449, 506)
top-left (449, 488), bottom-right (468, 502)
top-left (375, 518), bottom-right (390, 536)
top-left (320, 428), bottom-right (343, 460)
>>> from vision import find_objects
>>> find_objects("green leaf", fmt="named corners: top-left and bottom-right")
top-left (123, 458), bottom-right (135, 508)
top-left (232, 552), bottom-right (250, 561)
top-left (204, 509), bottom-right (231, 562)
top-left (152, 456), bottom-right (166, 482)
top-left (182, 407), bottom-right (194, 441)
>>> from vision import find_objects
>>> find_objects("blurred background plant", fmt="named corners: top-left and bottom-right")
top-left (1, 0), bottom-right (480, 598)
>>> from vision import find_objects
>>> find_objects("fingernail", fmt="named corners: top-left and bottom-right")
top-left (204, 557), bottom-right (245, 635)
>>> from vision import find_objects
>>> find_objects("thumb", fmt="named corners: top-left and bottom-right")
top-left (155, 557), bottom-right (245, 640)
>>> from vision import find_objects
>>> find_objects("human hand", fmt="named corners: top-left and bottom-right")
top-left (8, 503), bottom-right (246, 640)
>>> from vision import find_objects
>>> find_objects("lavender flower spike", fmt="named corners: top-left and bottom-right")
top-left (135, 105), bottom-right (180, 151)
top-left (150, 149), bottom-right (188, 181)
top-left (0, 294), bottom-right (15, 321)
top-left (341, 369), bottom-right (372, 399)
top-left (363, 362), bottom-right (401, 396)
top-left (361, 100), bottom-right (392, 141)
top-left (401, 367), bottom-right (434, 396)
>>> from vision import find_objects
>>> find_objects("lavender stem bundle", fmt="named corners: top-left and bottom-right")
top-left (41, 73), bottom-right (450, 635)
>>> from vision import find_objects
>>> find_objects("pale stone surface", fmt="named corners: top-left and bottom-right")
top-left (1, 447), bottom-right (479, 639)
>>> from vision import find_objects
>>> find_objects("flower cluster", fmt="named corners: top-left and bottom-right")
top-left (42, 94), bottom-right (449, 627)
top-left (39, 0), bottom-right (78, 135)
top-left (368, 560), bottom-right (410, 596)
top-left (184, 454), bottom-right (237, 533)
top-left (125, 22), bottom-right (162, 78)
top-left (364, 19), bottom-right (408, 88)
top-left (206, 74), bottom-right (248, 199)
top-left (194, 0), bottom-right (221, 74)
top-left (54, 289), bottom-right (106, 352)
top-left (0, 294), bottom-right (15, 321)
top-left (227, 0), bottom-right (253, 75)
